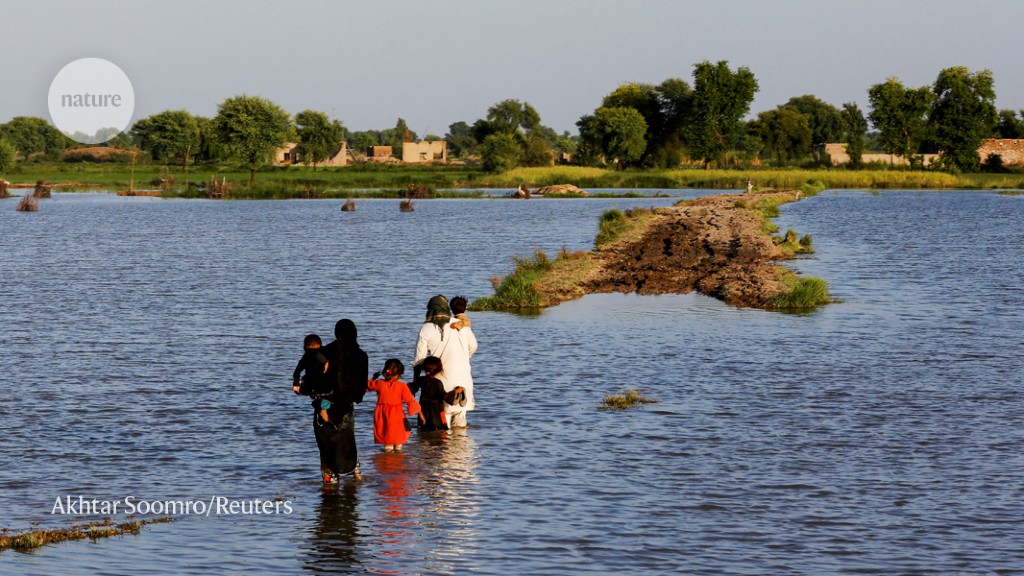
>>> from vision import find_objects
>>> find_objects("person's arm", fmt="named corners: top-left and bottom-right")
top-left (402, 383), bottom-right (421, 417)
top-left (413, 323), bottom-right (435, 366)
top-left (464, 326), bottom-right (478, 357)
top-left (293, 358), bottom-right (305, 394)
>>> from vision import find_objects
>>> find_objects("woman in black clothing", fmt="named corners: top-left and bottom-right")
top-left (311, 318), bottom-right (368, 483)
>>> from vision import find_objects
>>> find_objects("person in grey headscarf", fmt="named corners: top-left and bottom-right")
top-left (413, 295), bottom-right (478, 427)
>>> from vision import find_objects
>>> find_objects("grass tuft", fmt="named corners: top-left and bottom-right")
top-left (600, 388), bottom-right (659, 410)
top-left (770, 275), bottom-right (830, 309)
top-left (595, 208), bottom-right (628, 246)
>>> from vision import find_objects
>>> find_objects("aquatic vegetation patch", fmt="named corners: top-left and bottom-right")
top-left (1, 517), bottom-right (174, 553)
top-left (769, 274), bottom-right (830, 310)
top-left (595, 208), bottom-right (628, 246)
top-left (600, 388), bottom-right (659, 410)
top-left (471, 248), bottom-right (600, 310)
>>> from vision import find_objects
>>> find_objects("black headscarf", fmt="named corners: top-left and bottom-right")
top-left (425, 295), bottom-right (451, 336)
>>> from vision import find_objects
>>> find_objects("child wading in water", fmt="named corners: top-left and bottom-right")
top-left (367, 359), bottom-right (421, 452)
top-left (292, 334), bottom-right (332, 423)
top-left (410, 356), bottom-right (449, 432)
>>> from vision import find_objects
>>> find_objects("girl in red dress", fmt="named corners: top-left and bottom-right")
top-left (367, 359), bottom-right (421, 452)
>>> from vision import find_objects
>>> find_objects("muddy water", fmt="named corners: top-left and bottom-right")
top-left (1, 190), bottom-right (1021, 575)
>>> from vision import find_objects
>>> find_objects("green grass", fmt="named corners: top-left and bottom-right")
top-left (769, 275), bottom-right (831, 310)
top-left (471, 249), bottom-right (554, 310)
top-left (595, 209), bottom-right (628, 246)
top-left (600, 388), bottom-right (659, 410)
top-left (7, 161), bottom-right (1024, 194)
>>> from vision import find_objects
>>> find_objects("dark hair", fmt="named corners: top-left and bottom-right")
top-left (421, 355), bottom-right (443, 376)
top-left (303, 334), bottom-right (322, 348)
top-left (450, 295), bottom-right (468, 315)
top-left (383, 358), bottom-right (405, 377)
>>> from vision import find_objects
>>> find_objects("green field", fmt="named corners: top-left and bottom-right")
top-left (4, 162), bottom-right (1023, 198)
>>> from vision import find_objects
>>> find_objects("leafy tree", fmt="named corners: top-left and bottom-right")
top-left (751, 108), bottom-right (812, 165)
top-left (928, 66), bottom-right (997, 172)
top-left (0, 138), bottom-right (16, 174)
top-left (0, 116), bottom-right (70, 159)
top-left (444, 121), bottom-right (477, 157)
top-left (783, 95), bottom-right (843, 162)
top-left (195, 116), bottom-right (227, 163)
top-left (687, 60), bottom-right (759, 168)
top-left (995, 109), bottom-right (1024, 139)
top-left (521, 132), bottom-right (556, 166)
top-left (486, 99), bottom-right (540, 134)
top-left (867, 77), bottom-right (933, 167)
top-left (131, 110), bottom-right (200, 168)
top-left (213, 95), bottom-right (291, 189)
top-left (840, 102), bottom-right (869, 168)
top-left (479, 132), bottom-right (521, 173)
top-left (294, 110), bottom-right (346, 170)
top-left (600, 80), bottom-right (693, 167)
top-left (381, 118), bottom-right (416, 158)
top-left (577, 106), bottom-right (648, 168)
top-left (350, 131), bottom-right (384, 155)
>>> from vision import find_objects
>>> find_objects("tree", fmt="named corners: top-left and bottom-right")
top-left (867, 77), bottom-right (933, 167)
top-left (295, 110), bottom-right (346, 170)
top-left (0, 138), bottom-right (16, 175)
top-left (213, 95), bottom-right (291, 189)
top-left (577, 106), bottom-right (648, 168)
top-left (131, 110), bottom-right (200, 168)
top-left (783, 95), bottom-right (843, 162)
top-left (0, 116), bottom-right (70, 159)
top-left (928, 66), bottom-right (997, 172)
top-left (350, 130), bottom-right (383, 155)
top-left (687, 60), bottom-right (759, 168)
top-left (840, 102), bottom-right (869, 168)
top-left (195, 116), bottom-right (227, 163)
top-left (995, 109), bottom-right (1024, 139)
top-left (751, 108), bottom-right (812, 165)
top-left (599, 80), bottom-right (693, 167)
top-left (486, 99), bottom-right (539, 134)
top-left (479, 132), bottom-right (521, 173)
top-left (521, 132), bottom-right (556, 167)
top-left (444, 121), bottom-right (477, 157)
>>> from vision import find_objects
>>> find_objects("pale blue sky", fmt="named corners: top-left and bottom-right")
top-left (2, 0), bottom-right (1022, 135)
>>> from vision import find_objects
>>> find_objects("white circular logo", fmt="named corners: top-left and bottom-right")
top-left (48, 58), bottom-right (135, 145)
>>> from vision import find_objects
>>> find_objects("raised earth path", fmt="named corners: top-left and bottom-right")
top-left (533, 190), bottom-right (815, 310)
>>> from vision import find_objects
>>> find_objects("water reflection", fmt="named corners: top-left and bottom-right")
top-left (302, 482), bottom-right (363, 574)
top-left (417, 428), bottom-right (480, 569)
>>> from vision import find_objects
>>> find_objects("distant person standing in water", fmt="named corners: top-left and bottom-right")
top-left (746, 179), bottom-right (754, 194)
top-left (413, 295), bottom-right (478, 428)
top-left (315, 319), bottom-right (368, 483)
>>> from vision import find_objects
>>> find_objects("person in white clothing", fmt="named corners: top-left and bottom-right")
top-left (413, 295), bottom-right (478, 427)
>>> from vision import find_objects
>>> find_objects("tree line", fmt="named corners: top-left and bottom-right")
top-left (2, 61), bottom-right (1023, 180)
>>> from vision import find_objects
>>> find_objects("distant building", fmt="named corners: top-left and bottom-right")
top-left (366, 146), bottom-right (393, 160)
top-left (274, 142), bottom-right (349, 167)
top-left (977, 139), bottom-right (1024, 166)
top-left (825, 139), bottom-right (1024, 167)
top-left (401, 140), bottom-right (447, 164)
top-left (823, 143), bottom-right (938, 167)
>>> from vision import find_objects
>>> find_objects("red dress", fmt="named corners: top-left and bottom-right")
top-left (367, 379), bottom-right (421, 445)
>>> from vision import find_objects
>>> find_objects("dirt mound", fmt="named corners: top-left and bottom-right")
top-left (587, 191), bottom-right (799, 308)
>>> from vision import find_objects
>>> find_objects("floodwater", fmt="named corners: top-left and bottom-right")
top-left (1, 189), bottom-right (1022, 575)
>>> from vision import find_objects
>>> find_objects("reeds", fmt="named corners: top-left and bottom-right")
top-left (600, 388), bottom-right (659, 410)
top-left (16, 193), bottom-right (38, 212)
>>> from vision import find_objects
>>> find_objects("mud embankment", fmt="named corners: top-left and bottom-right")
top-left (585, 190), bottom-right (811, 309)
